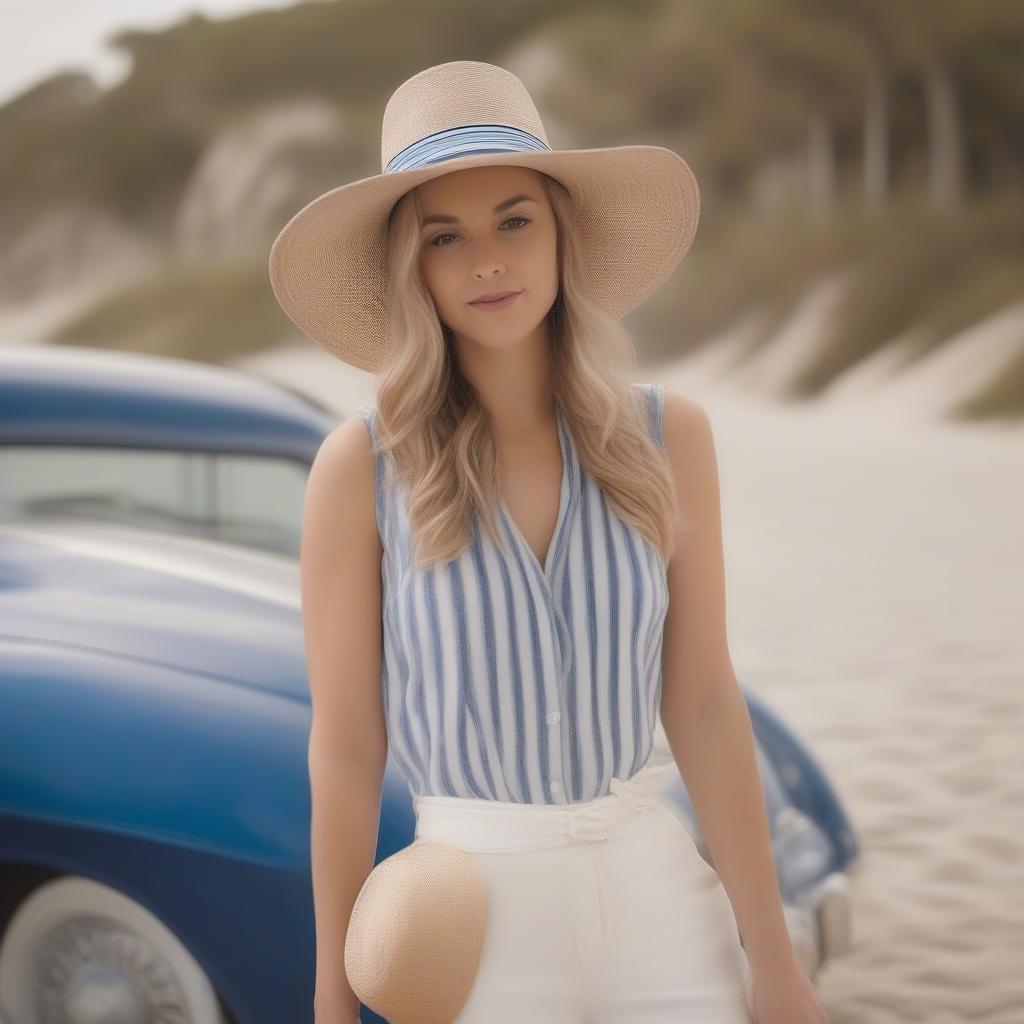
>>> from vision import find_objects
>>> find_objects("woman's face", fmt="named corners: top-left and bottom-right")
top-left (415, 164), bottom-right (559, 352)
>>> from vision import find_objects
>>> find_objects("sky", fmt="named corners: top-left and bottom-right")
top-left (0, 0), bottom-right (306, 107)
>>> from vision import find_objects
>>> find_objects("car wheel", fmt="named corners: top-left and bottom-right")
top-left (0, 875), bottom-right (228, 1024)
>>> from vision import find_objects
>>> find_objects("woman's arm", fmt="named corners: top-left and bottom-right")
top-left (658, 390), bottom-right (827, 1022)
top-left (301, 417), bottom-right (389, 1024)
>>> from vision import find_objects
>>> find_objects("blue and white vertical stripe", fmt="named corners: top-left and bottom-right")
top-left (357, 382), bottom-right (669, 805)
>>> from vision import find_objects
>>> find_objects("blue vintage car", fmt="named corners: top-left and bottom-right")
top-left (0, 344), bottom-right (857, 1024)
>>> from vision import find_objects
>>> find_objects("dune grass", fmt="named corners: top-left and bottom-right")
top-left (49, 195), bottom-right (1024, 417)
top-left (50, 256), bottom-right (293, 363)
top-left (639, 193), bottom-right (1024, 416)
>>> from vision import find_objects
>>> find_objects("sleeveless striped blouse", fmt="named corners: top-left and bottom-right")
top-left (357, 382), bottom-right (669, 805)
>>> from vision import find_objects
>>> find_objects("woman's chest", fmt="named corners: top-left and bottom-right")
top-left (383, 471), bottom-right (669, 684)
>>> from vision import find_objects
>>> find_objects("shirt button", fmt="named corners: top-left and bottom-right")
top-left (546, 711), bottom-right (561, 725)
top-left (549, 781), bottom-right (561, 794)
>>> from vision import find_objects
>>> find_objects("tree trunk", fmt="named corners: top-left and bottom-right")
top-left (863, 57), bottom-right (889, 207)
top-left (807, 110), bottom-right (837, 221)
top-left (923, 56), bottom-right (964, 208)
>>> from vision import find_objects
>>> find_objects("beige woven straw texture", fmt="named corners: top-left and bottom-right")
top-left (380, 61), bottom-right (551, 170)
top-left (268, 60), bottom-right (700, 374)
top-left (344, 841), bottom-right (489, 1024)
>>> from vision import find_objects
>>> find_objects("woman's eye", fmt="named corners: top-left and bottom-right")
top-left (429, 215), bottom-right (531, 247)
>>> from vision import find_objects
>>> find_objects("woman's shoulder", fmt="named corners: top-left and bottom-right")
top-left (315, 411), bottom-right (377, 480)
top-left (304, 412), bottom-right (381, 545)
top-left (631, 382), bottom-right (712, 454)
top-left (658, 385), bottom-right (710, 435)
top-left (656, 386), bottom-right (717, 482)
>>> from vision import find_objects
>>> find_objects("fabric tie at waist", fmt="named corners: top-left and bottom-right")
top-left (413, 767), bottom-right (666, 853)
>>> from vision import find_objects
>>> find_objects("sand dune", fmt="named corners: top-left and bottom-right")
top-left (819, 300), bottom-right (1024, 424)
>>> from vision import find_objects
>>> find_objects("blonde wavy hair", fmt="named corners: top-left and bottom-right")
top-left (369, 169), bottom-right (682, 570)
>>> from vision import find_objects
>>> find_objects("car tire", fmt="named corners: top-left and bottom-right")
top-left (0, 875), bottom-right (229, 1024)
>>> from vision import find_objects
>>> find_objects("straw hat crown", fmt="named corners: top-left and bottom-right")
top-left (381, 61), bottom-right (551, 173)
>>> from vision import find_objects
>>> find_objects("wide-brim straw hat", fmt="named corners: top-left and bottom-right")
top-left (268, 59), bottom-right (700, 373)
top-left (344, 840), bottom-right (489, 1024)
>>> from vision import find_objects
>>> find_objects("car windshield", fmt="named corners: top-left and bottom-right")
top-left (0, 445), bottom-right (309, 558)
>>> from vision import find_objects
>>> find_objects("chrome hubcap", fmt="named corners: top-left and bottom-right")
top-left (33, 916), bottom-right (189, 1024)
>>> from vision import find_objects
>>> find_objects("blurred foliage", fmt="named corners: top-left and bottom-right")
top-left (3, 0), bottom-right (1023, 415)
top-left (5, 0), bottom-right (1021, 226)
top-left (50, 258), bottom-right (291, 362)
top-left (958, 344), bottom-right (1024, 420)
top-left (637, 195), bottom-right (1024, 420)
top-left (794, 196), bottom-right (1024, 392)
top-left (0, 0), bottom-right (603, 226)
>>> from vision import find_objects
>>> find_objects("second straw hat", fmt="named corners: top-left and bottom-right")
top-left (268, 59), bottom-right (701, 373)
top-left (343, 841), bottom-right (489, 1024)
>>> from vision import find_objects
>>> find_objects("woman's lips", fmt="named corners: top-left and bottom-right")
top-left (469, 291), bottom-right (522, 311)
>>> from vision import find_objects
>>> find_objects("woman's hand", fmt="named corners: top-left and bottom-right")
top-left (748, 954), bottom-right (829, 1023)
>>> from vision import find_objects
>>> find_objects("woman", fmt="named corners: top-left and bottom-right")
top-left (272, 60), bottom-right (828, 1024)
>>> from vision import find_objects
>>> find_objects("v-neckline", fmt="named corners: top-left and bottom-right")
top-left (497, 406), bottom-right (574, 584)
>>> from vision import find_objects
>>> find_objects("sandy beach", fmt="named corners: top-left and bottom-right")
top-left (658, 360), bottom-right (1024, 1023)
top-left (231, 335), bottom-right (1024, 1023)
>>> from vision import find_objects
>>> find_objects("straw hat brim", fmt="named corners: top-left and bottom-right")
top-left (268, 144), bottom-right (700, 373)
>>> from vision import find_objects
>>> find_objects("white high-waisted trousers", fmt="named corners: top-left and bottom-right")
top-left (412, 764), bottom-right (755, 1024)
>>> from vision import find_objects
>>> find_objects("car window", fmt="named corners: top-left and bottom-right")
top-left (0, 446), bottom-right (308, 558)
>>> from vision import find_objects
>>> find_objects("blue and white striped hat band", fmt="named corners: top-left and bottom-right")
top-left (385, 123), bottom-right (551, 175)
